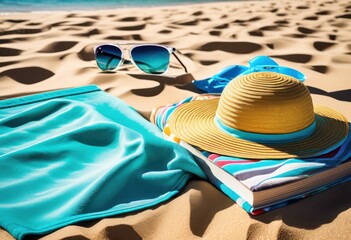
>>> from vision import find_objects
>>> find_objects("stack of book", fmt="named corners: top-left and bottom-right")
top-left (180, 137), bottom-right (351, 215)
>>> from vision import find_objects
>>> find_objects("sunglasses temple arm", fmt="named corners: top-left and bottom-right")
top-left (123, 59), bottom-right (132, 65)
top-left (118, 59), bottom-right (136, 70)
top-left (105, 57), bottom-right (115, 70)
top-left (172, 49), bottom-right (188, 73)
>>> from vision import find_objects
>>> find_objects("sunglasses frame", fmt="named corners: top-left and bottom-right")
top-left (94, 43), bottom-right (188, 75)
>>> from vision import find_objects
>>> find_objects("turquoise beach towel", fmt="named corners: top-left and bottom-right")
top-left (0, 85), bottom-right (205, 239)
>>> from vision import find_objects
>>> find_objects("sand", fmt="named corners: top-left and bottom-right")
top-left (0, 0), bottom-right (350, 239)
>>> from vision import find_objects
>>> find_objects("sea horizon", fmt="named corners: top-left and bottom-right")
top-left (0, 0), bottom-right (260, 13)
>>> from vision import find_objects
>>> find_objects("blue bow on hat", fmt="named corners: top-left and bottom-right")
top-left (193, 56), bottom-right (306, 93)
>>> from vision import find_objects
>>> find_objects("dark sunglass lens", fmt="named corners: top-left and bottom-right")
top-left (131, 45), bottom-right (170, 74)
top-left (95, 45), bottom-right (122, 71)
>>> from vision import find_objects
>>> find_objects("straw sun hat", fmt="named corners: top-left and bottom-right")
top-left (169, 72), bottom-right (349, 159)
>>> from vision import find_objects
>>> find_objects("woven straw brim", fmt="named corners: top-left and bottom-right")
top-left (168, 98), bottom-right (349, 159)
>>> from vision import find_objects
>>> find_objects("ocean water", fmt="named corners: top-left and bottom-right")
top-left (0, 0), bottom-right (245, 12)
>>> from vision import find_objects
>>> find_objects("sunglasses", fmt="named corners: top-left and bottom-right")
top-left (94, 43), bottom-right (188, 75)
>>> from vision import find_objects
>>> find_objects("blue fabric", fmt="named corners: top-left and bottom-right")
top-left (193, 56), bottom-right (306, 93)
top-left (0, 85), bottom-right (205, 239)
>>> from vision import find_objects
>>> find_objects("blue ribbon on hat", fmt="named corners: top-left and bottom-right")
top-left (214, 116), bottom-right (317, 143)
top-left (193, 56), bottom-right (306, 93)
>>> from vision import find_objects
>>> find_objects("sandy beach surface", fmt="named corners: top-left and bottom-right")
top-left (1, 0), bottom-right (351, 239)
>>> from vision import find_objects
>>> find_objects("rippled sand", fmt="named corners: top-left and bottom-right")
top-left (0, 0), bottom-right (350, 239)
